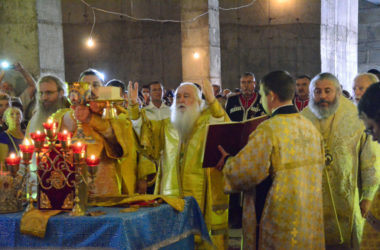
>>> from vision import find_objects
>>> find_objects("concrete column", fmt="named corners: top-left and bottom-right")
top-left (181, 0), bottom-right (222, 87)
top-left (0, 0), bottom-right (64, 92)
top-left (321, 0), bottom-right (358, 91)
top-left (36, 0), bottom-right (65, 79)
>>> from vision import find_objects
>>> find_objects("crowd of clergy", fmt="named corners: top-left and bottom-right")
top-left (1, 62), bottom-right (380, 250)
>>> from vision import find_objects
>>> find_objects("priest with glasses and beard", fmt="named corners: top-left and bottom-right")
top-left (128, 80), bottom-right (230, 249)
top-left (26, 75), bottom-right (70, 136)
top-left (301, 72), bottom-right (380, 249)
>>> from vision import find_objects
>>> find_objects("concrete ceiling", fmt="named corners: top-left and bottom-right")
top-left (366, 0), bottom-right (380, 5)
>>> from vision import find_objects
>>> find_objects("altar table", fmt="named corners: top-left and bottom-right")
top-left (0, 196), bottom-right (211, 249)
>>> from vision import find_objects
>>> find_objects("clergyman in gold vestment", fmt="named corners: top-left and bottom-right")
top-left (217, 71), bottom-right (325, 249)
top-left (128, 80), bottom-right (229, 249)
top-left (301, 73), bottom-right (380, 249)
top-left (357, 82), bottom-right (380, 250)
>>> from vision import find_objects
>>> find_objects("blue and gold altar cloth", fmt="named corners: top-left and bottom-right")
top-left (0, 196), bottom-right (211, 249)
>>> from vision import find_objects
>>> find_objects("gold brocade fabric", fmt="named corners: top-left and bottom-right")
top-left (301, 96), bottom-right (380, 249)
top-left (224, 113), bottom-right (325, 249)
top-left (114, 113), bottom-right (139, 194)
top-left (361, 187), bottom-right (380, 249)
top-left (88, 194), bottom-right (185, 212)
top-left (143, 100), bottom-right (230, 249)
top-left (137, 112), bottom-right (164, 180)
top-left (20, 209), bottom-right (62, 238)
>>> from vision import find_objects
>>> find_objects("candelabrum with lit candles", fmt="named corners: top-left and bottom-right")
top-left (3, 118), bottom-right (100, 216)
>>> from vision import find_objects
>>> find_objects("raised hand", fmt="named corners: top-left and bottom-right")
top-left (13, 62), bottom-right (23, 72)
top-left (128, 81), bottom-right (139, 105)
top-left (199, 79), bottom-right (215, 104)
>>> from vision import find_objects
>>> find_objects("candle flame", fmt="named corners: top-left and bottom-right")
top-left (63, 130), bottom-right (67, 135)
top-left (91, 155), bottom-right (95, 160)
top-left (23, 138), bottom-right (30, 146)
top-left (10, 153), bottom-right (16, 159)
top-left (36, 130), bottom-right (41, 135)
top-left (77, 142), bottom-right (82, 147)
top-left (47, 119), bottom-right (53, 124)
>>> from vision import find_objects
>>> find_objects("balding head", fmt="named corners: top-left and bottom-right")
top-left (353, 73), bottom-right (379, 103)
top-left (173, 82), bottom-right (202, 112)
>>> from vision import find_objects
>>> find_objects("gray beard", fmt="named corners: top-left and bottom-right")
top-left (171, 103), bottom-right (201, 142)
top-left (309, 96), bottom-right (339, 119)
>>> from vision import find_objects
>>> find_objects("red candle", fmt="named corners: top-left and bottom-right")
top-left (72, 142), bottom-right (86, 154)
top-left (19, 139), bottom-right (35, 153)
top-left (43, 119), bottom-right (57, 130)
top-left (30, 130), bottom-right (46, 142)
top-left (58, 130), bottom-right (71, 142)
top-left (5, 153), bottom-right (21, 166)
top-left (86, 154), bottom-right (100, 167)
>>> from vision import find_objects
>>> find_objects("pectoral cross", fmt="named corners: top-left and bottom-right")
top-left (324, 143), bottom-right (334, 168)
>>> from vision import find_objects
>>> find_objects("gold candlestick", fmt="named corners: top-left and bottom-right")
top-left (70, 153), bottom-right (85, 216)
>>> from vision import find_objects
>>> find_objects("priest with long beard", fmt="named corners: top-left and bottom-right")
top-left (26, 75), bottom-right (70, 135)
top-left (128, 80), bottom-right (230, 249)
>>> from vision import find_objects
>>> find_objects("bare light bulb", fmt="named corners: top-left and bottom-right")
top-left (193, 52), bottom-right (200, 59)
top-left (87, 38), bottom-right (94, 48)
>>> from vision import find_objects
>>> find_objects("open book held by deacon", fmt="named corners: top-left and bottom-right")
top-left (202, 115), bottom-right (268, 168)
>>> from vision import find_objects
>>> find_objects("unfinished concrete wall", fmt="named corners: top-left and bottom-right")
top-left (62, 0), bottom-right (182, 89)
top-left (0, 0), bottom-right (64, 93)
top-left (321, 0), bottom-right (358, 91)
top-left (358, 0), bottom-right (380, 73)
top-left (180, 0), bottom-right (221, 86)
top-left (219, 0), bottom-right (321, 89)
top-left (0, 0), bottom-right (39, 94)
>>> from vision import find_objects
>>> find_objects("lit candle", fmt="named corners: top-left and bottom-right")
top-left (5, 153), bottom-right (21, 166)
top-left (86, 154), bottom-right (100, 167)
top-left (43, 119), bottom-right (56, 130)
top-left (30, 130), bottom-right (46, 142)
top-left (72, 142), bottom-right (86, 154)
top-left (58, 130), bottom-right (71, 142)
top-left (43, 119), bottom-right (58, 139)
top-left (19, 139), bottom-right (35, 153)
